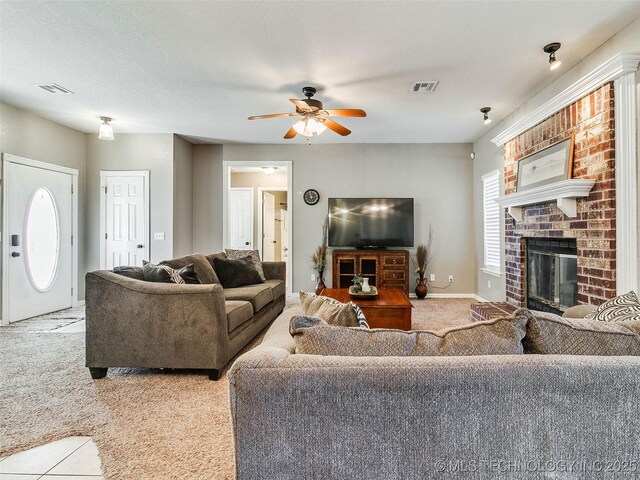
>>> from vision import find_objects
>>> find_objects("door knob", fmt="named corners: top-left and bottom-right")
top-left (137, 244), bottom-right (144, 249)
top-left (11, 252), bottom-right (21, 258)
top-left (245, 242), bottom-right (250, 245)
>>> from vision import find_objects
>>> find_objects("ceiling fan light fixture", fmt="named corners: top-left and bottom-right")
top-left (544, 42), bottom-right (562, 71)
top-left (293, 117), bottom-right (326, 137)
top-left (98, 116), bottom-right (114, 141)
top-left (262, 166), bottom-right (277, 176)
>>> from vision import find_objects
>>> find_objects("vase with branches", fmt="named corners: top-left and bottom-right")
top-left (310, 216), bottom-right (329, 294)
top-left (412, 225), bottom-right (434, 299)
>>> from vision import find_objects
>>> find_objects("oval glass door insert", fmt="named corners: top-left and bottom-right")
top-left (25, 187), bottom-right (60, 291)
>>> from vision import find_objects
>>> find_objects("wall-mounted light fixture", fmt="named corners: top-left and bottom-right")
top-left (262, 166), bottom-right (277, 176)
top-left (480, 107), bottom-right (492, 125)
top-left (98, 116), bottom-right (114, 141)
top-left (544, 42), bottom-right (562, 71)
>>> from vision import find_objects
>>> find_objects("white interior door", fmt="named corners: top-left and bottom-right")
top-left (102, 173), bottom-right (148, 269)
top-left (262, 191), bottom-right (276, 261)
top-left (229, 188), bottom-right (253, 249)
top-left (280, 208), bottom-right (288, 261)
top-left (5, 162), bottom-right (73, 322)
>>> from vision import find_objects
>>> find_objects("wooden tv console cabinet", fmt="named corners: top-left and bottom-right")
top-left (331, 249), bottom-right (409, 296)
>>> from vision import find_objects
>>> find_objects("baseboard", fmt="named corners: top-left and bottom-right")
top-left (409, 293), bottom-right (479, 299)
top-left (73, 300), bottom-right (86, 307)
top-left (473, 295), bottom-right (489, 302)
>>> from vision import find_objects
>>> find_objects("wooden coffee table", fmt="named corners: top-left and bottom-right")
top-left (320, 288), bottom-right (413, 330)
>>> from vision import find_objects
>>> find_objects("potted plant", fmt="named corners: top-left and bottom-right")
top-left (310, 216), bottom-right (329, 294)
top-left (413, 226), bottom-right (433, 299)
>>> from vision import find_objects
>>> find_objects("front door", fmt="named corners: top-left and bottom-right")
top-left (5, 160), bottom-right (74, 323)
top-left (103, 173), bottom-right (148, 268)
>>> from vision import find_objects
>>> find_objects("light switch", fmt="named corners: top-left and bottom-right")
top-left (154, 232), bottom-right (165, 240)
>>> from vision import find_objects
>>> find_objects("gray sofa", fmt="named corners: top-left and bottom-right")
top-left (229, 307), bottom-right (640, 479)
top-left (85, 253), bottom-right (285, 380)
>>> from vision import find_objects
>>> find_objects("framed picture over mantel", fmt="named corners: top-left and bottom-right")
top-left (516, 135), bottom-right (575, 192)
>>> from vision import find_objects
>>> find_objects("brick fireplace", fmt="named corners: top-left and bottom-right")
top-left (504, 82), bottom-right (616, 308)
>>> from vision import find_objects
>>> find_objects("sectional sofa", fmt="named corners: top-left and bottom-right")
top-left (229, 306), bottom-right (640, 479)
top-left (85, 253), bottom-right (285, 380)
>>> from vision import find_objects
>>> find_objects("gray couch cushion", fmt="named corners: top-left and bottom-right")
top-left (264, 279), bottom-right (285, 300)
top-left (162, 253), bottom-right (219, 285)
top-left (289, 314), bottom-right (527, 356)
top-left (522, 309), bottom-right (640, 355)
top-left (226, 301), bottom-right (254, 333)
top-left (225, 284), bottom-right (274, 313)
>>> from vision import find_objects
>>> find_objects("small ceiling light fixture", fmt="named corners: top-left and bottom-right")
top-left (262, 166), bottom-right (277, 176)
top-left (480, 107), bottom-right (492, 125)
top-left (98, 116), bottom-right (114, 141)
top-left (544, 42), bottom-right (562, 71)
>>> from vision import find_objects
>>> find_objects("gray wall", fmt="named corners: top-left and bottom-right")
top-left (0, 102), bottom-right (88, 301)
top-left (86, 134), bottom-right (174, 269)
top-left (192, 144), bottom-right (224, 253)
top-left (221, 143), bottom-right (475, 293)
top-left (173, 135), bottom-right (194, 257)
top-left (472, 16), bottom-right (640, 301)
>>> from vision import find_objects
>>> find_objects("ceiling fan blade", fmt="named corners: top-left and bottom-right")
top-left (289, 98), bottom-right (312, 112)
top-left (322, 118), bottom-right (351, 136)
top-left (248, 113), bottom-right (295, 120)
top-left (324, 109), bottom-right (367, 117)
top-left (283, 126), bottom-right (297, 139)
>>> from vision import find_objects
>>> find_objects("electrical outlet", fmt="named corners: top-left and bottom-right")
top-left (154, 232), bottom-right (165, 240)
top-left (311, 274), bottom-right (316, 281)
top-left (488, 279), bottom-right (491, 288)
top-left (448, 275), bottom-right (454, 283)
top-left (429, 273), bottom-right (436, 282)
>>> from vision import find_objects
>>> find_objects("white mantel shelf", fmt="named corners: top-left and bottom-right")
top-left (496, 179), bottom-right (595, 221)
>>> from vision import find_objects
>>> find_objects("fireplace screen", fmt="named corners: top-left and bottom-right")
top-left (526, 239), bottom-right (577, 314)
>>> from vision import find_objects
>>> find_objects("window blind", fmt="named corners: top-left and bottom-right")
top-left (482, 170), bottom-right (501, 272)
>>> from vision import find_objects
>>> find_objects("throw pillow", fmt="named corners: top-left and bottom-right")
top-left (161, 254), bottom-right (215, 284)
top-left (289, 313), bottom-right (527, 356)
top-left (584, 291), bottom-right (640, 322)
top-left (352, 303), bottom-right (370, 329)
top-left (142, 261), bottom-right (185, 284)
top-left (112, 265), bottom-right (144, 281)
top-left (299, 291), bottom-right (359, 327)
top-left (562, 304), bottom-right (598, 319)
top-left (521, 309), bottom-right (640, 355)
top-left (214, 257), bottom-right (265, 288)
top-left (225, 249), bottom-right (267, 282)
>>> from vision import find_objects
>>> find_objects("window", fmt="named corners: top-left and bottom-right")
top-left (482, 170), bottom-right (501, 276)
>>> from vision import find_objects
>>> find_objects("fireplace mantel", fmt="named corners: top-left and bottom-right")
top-left (496, 179), bottom-right (595, 221)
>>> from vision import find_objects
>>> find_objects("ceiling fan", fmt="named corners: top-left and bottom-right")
top-left (248, 86), bottom-right (366, 139)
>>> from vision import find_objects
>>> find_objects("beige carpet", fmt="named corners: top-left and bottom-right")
top-left (0, 297), bottom-right (474, 479)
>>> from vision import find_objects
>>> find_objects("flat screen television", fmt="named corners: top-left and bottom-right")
top-left (328, 198), bottom-right (414, 248)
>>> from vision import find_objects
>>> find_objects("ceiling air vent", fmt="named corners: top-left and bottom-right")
top-left (34, 83), bottom-right (74, 94)
top-left (411, 81), bottom-right (439, 93)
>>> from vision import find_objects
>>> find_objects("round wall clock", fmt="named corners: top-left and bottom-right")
top-left (303, 189), bottom-right (320, 205)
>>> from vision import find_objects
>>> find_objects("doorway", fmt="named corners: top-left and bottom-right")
top-left (99, 171), bottom-right (150, 269)
top-left (2, 154), bottom-right (79, 325)
top-left (223, 161), bottom-right (292, 292)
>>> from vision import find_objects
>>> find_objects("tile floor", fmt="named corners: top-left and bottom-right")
top-left (0, 437), bottom-right (102, 479)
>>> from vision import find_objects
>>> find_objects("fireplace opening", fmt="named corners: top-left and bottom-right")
top-left (525, 238), bottom-right (577, 315)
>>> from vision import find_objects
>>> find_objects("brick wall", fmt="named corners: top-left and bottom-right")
top-left (504, 82), bottom-right (615, 307)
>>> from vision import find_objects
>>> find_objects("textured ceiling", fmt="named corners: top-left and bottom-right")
top-left (1, 1), bottom-right (639, 144)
